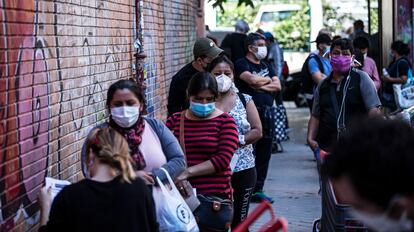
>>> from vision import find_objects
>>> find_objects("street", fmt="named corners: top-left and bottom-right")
top-left (251, 103), bottom-right (321, 232)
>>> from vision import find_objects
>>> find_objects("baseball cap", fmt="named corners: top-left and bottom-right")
top-left (193, 37), bottom-right (223, 59)
top-left (235, 20), bottom-right (250, 33)
top-left (312, 34), bottom-right (332, 44)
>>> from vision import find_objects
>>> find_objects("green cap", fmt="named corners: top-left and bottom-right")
top-left (193, 37), bottom-right (223, 59)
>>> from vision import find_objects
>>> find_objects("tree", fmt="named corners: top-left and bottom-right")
top-left (210, 0), bottom-right (256, 11)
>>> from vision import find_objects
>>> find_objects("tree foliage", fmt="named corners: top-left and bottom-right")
top-left (272, 5), bottom-right (310, 51)
top-left (209, 0), bottom-right (255, 11)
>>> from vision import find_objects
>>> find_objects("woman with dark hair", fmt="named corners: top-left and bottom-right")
top-left (81, 79), bottom-right (185, 184)
top-left (382, 41), bottom-right (412, 112)
top-left (208, 55), bottom-right (262, 228)
top-left (39, 128), bottom-right (159, 232)
top-left (166, 72), bottom-right (239, 232)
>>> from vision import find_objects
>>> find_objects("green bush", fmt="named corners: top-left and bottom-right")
top-left (272, 5), bottom-right (310, 51)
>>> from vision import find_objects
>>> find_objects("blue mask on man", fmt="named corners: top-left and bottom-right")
top-left (189, 101), bottom-right (215, 118)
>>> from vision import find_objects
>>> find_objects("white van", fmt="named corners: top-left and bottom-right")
top-left (253, 4), bottom-right (302, 33)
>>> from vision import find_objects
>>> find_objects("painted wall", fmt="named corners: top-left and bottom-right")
top-left (0, 0), bottom-right (198, 231)
top-left (142, 0), bottom-right (199, 120)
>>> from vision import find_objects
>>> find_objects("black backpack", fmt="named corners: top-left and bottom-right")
top-left (301, 54), bottom-right (324, 95)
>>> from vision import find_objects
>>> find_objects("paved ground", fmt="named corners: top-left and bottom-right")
top-left (249, 103), bottom-right (321, 232)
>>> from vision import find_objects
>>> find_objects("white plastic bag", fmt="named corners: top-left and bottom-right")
top-left (393, 83), bottom-right (414, 109)
top-left (153, 168), bottom-right (199, 232)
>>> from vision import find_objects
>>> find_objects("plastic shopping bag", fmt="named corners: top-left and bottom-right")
top-left (153, 168), bottom-right (199, 232)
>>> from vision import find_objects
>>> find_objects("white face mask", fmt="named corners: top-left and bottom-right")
top-left (110, 106), bottom-right (140, 128)
top-left (254, 46), bottom-right (267, 60)
top-left (351, 209), bottom-right (413, 232)
top-left (215, 74), bottom-right (233, 93)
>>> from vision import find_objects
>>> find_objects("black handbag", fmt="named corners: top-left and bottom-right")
top-left (193, 194), bottom-right (234, 231)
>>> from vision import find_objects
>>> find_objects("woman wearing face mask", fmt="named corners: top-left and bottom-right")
top-left (381, 41), bottom-right (411, 112)
top-left (39, 128), bottom-right (159, 232)
top-left (208, 55), bottom-right (262, 228)
top-left (81, 79), bottom-right (185, 185)
top-left (166, 72), bottom-right (239, 232)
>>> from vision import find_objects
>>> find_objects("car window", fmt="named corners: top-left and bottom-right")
top-left (260, 11), bottom-right (296, 23)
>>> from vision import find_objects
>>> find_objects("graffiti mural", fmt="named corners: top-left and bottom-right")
top-left (0, 0), bottom-right (50, 230)
top-left (0, 0), bottom-right (135, 230)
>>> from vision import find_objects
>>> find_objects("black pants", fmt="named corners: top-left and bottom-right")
top-left (307, 98), bottom-right (313, 113)
top-left (231, 167), bottom-right (257, 228)
top-left (254, 137), bottom-right (273, 192)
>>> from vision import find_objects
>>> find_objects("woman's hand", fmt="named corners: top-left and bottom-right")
top-left (176, 170), bottom-right (190, 182)
top-left (175, 170), bottom-right (191, 197)
top-left (307, 139), bottom-right (319, 152)
top-left (38, 186), bottom-right (53, 226)
top-left (135, 171), bottom-right (155, 185)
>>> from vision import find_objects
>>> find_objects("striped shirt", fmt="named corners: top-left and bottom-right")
top-left (166, 112), bottom-right (239, 199)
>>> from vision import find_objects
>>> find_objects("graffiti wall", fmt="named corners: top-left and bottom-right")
top-left (0, 0), bottom-right (135, 230)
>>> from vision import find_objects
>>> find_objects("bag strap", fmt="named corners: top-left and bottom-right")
top-left (237, 92), bottom-right (247, 109)
top-left (179, 110), bottom-right (186, 156)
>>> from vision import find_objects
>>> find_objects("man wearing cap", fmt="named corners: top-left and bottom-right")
top-left (301, 34), bottom-right (333, 111)
top-left (235, 32), bottom-right (281, 203)
top-left (221, 19), bottom-right (250, 63)
top-left (167, 37), bottom-right (223, 116)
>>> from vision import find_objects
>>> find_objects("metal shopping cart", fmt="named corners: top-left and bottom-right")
top-left (233, 201), bottom-right (288, 232)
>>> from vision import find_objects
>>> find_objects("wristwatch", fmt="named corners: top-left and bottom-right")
top-left (239, 135), bottom-right (246, 146)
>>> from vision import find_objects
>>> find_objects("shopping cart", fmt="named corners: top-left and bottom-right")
top-left (233, 201), bottom-right (288, 232)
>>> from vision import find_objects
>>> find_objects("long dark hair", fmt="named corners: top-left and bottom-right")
top-left (208, 55), bottom-right (235, 73)
top-left (187, 72), bottom-right (218, 99)
top-left (106, 79), bottom-right (146, 110)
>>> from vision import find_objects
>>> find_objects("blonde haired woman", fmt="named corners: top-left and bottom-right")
top-left (38, 128), bottom-right (159, 232)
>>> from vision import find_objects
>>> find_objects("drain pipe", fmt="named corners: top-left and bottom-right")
top-left (134, 0), bottom-right (146, 85)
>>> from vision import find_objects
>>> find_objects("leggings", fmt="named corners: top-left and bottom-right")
top-left (231, 167), bottom-right (257, 228)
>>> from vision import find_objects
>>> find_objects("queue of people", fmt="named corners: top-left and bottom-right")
top-left (37, 29), bottom-right (286, 231)
top-left (36, 17), bottom-right (414, 232)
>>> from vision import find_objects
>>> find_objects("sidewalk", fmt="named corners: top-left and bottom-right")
top-left (250, 103), bottom-right (321, 232)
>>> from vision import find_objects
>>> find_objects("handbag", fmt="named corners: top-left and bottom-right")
top-left (153, 168), bottom-right (199, 232)
top-left (177, 111), bottom-right (201, 212)
top-left (273, 104), bottom-right (288, 143)
top-left (393, 59), bottom-right (414, 109)
top-left (193, 194), bottom-right (234, 231)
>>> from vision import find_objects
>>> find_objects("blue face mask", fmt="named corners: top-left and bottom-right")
top-left (189, 101), bottom-right (215, 118)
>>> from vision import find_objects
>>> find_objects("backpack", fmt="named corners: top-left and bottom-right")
top-left (301, 54), bottom-right (324, 95)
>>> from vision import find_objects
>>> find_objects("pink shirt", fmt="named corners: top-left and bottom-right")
top-left (362, 56), bottom-right (381, 90)
top-left (140, 121), bottom-right (167, 172)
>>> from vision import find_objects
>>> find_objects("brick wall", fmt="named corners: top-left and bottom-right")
top-left (0, 0), bottom-right (134, 231)
top-left (142, 0), bottom-right (199, 120)
top-left (0, 0), bottom-right (200, 230)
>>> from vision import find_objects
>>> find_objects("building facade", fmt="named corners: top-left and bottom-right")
top-left (0, 0), bottom-right (201, 230)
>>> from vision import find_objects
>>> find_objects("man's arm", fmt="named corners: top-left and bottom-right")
top-left (239, 71), bottom-right (272, 89)
top-left (258, 76), bottom-right (281, 92)
top-left (307, 115), bottom-right (320, 151)
top-left (358, 70), bottom-right (382, 117)
top-left (311, 71), bottom-right (326, 85)
top-left (308, 58), bottom-right (326, 84)
top-left (167, 77), bottom-right (185, 116)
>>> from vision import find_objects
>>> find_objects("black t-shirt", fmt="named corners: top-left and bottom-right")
top-left (39, 177), bottom-right (158, 232)
top-left (167, 62), bottom-right (199, 116)
top-left (384, 57), bottom-right (410, 93)
top-left (221, 33), bottom-right (247, 63)
top-left (234, 57), bottom-right (276, 107)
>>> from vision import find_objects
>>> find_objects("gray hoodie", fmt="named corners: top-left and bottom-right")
top-left (81, 117), bottom-right (186, 182)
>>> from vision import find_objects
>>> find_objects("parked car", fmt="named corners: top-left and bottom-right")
top-left (252, 4), bottom-right (301, 32)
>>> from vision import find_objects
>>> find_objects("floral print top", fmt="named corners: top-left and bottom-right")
top-left (229, 93), bottom-right (255, 172)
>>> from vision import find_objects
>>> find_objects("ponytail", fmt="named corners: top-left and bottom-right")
top-left (87, 128), bottom-right (136, 183)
